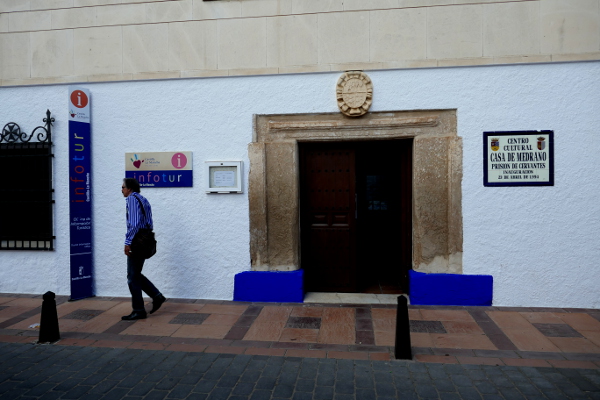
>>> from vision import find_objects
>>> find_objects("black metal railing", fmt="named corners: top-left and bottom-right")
top-left (0, 110), bottom-right (55, 250)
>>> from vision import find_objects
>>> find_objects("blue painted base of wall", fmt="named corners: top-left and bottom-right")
top-left (409, 270), bottom-right (493, 306)
top-left (233, 270), bottom-right (304, 303)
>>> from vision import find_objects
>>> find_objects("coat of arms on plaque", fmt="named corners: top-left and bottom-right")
top-left (537, 137), bottom-right (546, 150)
top-left (491, 138), bottom-right (500, 151)
top-left (336, 71), bottom-right (373, 117)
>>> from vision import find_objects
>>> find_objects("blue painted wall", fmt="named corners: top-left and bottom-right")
top-left (233, 270), bottom-right (304, 303)
top-left (409, 270), bottom-right (493, 306)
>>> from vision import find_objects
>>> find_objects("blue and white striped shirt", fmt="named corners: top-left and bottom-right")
top-left (125, 192), bottom-right (153, 245)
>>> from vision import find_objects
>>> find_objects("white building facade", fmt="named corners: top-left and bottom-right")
top-left (1, 0), bottom-right (599, 308)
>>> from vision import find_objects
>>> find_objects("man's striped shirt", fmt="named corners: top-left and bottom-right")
top-left (125, 192), bottom-right (153, 246)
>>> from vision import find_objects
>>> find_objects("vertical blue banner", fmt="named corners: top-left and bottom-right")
top-left (69, 87), bottom-right (94, 300)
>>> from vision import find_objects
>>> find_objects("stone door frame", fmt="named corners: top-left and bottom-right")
top-left (249, 110), bottom-right (463, 275)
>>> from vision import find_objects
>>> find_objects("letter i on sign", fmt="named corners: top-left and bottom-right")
top-left (170, 152), bottom-right (187, 169)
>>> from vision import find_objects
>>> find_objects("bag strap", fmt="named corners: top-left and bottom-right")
top-left (132, 193), bottom-right (151, 229)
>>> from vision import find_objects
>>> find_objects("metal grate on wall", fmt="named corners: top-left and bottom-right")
top-left (0, 111), bottom-right (55, 250)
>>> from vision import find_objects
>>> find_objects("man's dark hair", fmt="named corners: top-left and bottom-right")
top-left (123, 178), bottom-right (141, 193)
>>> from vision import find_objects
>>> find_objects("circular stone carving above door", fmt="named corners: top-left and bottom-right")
top-left (336, 71), bottom-right (373, 117)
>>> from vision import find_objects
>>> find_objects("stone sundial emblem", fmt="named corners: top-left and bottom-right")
top-left (336, 71), bottom-right (373, 117)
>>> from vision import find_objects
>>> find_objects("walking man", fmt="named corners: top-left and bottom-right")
top-left (121, 178), bottom-right (166, 320)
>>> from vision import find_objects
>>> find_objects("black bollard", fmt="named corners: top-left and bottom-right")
top-left (394, 295), bottom-right (412, 360)
top-left (38, 291), bottom-right (60, 343)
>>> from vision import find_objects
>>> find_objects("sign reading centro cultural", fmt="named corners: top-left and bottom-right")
top-left (125, 152), bottom-right (193, 187)
top-left (69, 86), bottom-right (94, 300)
top-left (484, 131), bottom-right (554, 187)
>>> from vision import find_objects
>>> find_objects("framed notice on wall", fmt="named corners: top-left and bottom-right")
top-left (206, 161), bottom-right (243, 193)
top-left (483, 131), bottom-right (554, 187)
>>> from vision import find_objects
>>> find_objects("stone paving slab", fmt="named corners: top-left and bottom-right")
top-left (0, 294), bottom-right (599, 368)
top-left (0, 342), bottom-right (599, 400)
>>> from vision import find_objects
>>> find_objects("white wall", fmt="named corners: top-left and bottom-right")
top-left (0, 61), bottom-right (599, 308)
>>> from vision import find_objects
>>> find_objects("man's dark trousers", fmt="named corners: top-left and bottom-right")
top-left (127, 256), bottom-right (160, 312)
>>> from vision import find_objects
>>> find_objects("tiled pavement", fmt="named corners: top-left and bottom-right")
top-left (1, 294), bottom-right (599, 368)
top-left (1, 294), bottom-right (599, 399)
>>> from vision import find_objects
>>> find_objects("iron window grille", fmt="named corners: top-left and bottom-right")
top-left (0, 110), bottom-right (55, 250)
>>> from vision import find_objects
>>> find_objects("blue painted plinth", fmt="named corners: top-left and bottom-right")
top-left (409, 270), bottom-right (493, 306)
top-left (233, 270), bottom-right (304, 303)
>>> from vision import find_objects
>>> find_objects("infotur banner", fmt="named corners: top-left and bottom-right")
top-left (125, 152), bottom-right (192, 187)
top-left (69, 87), bottom-right (94, 300)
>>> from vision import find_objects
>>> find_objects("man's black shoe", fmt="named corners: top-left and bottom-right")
top-left (121, 311), bottom-right (147, 321)
top-left (150, 295), bottom-right (166, 314)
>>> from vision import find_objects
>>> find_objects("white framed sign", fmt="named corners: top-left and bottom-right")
top-left (206, 161), bottom-right (243, 193)
top-left (483, 131), bottom-right (554, 187)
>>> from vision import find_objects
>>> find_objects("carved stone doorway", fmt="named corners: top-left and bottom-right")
top-left (249, 110), bottom-right (463, 289)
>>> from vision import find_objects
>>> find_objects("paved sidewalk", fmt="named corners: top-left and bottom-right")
top-left (1, 294), bottom-right (599, 367)
top-left (1, 294), bottom-right (599, 399)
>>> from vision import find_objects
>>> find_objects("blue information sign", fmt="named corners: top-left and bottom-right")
top-left (125, 170), bottom-right (193, 187)
top-left (125, 152), bottom-right (193, 188)
top-left (69, 87), bottom-right (94, 300)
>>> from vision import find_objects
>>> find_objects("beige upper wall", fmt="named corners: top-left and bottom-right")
top-left (1, 0), bottom-right (599, 86)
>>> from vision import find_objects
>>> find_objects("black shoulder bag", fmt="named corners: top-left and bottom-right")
top-left (130, 194), bottom-right (157, 259)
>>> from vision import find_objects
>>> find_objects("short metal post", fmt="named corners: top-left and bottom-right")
top-left (38, 291), bottom-right (60, 343)
top-left (394, 295), bottom-right (412, 360)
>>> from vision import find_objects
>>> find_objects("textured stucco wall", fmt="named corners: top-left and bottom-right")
top-left (0, 61), bottom-right (599, 307)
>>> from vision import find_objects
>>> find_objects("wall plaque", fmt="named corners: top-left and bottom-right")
top-left (336, 71), bottom-right (372, 117)
top-left (206, 161), bottom-right (243, 193)
top-left (125, 151), bottom-right (192, 187)
top-left (483, 131), bottom-right (554, 186)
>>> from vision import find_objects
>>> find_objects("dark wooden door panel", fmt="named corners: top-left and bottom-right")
top-left (308, 228), bottom-right (352, 286)
top-left (356, 140), bottom-right (412, 293)
top-left (301, 140), bottom-right (412, 293)
top-left (301, 146), bottom-right (356, 292)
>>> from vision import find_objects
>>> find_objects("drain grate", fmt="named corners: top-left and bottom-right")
top-left (169, 313), bottom-right (210, 325)
top-left (533, 323), bottom-right (583, 338)
top-left (286, 316), bottom-right (322, 329)
top-left (409, 320), bottom-right (447, 333)
top-left (61, 309), bottom-right (105, 321)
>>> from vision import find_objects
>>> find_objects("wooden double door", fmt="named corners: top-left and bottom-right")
top-left (300, 140), bottom-right (413, 293)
